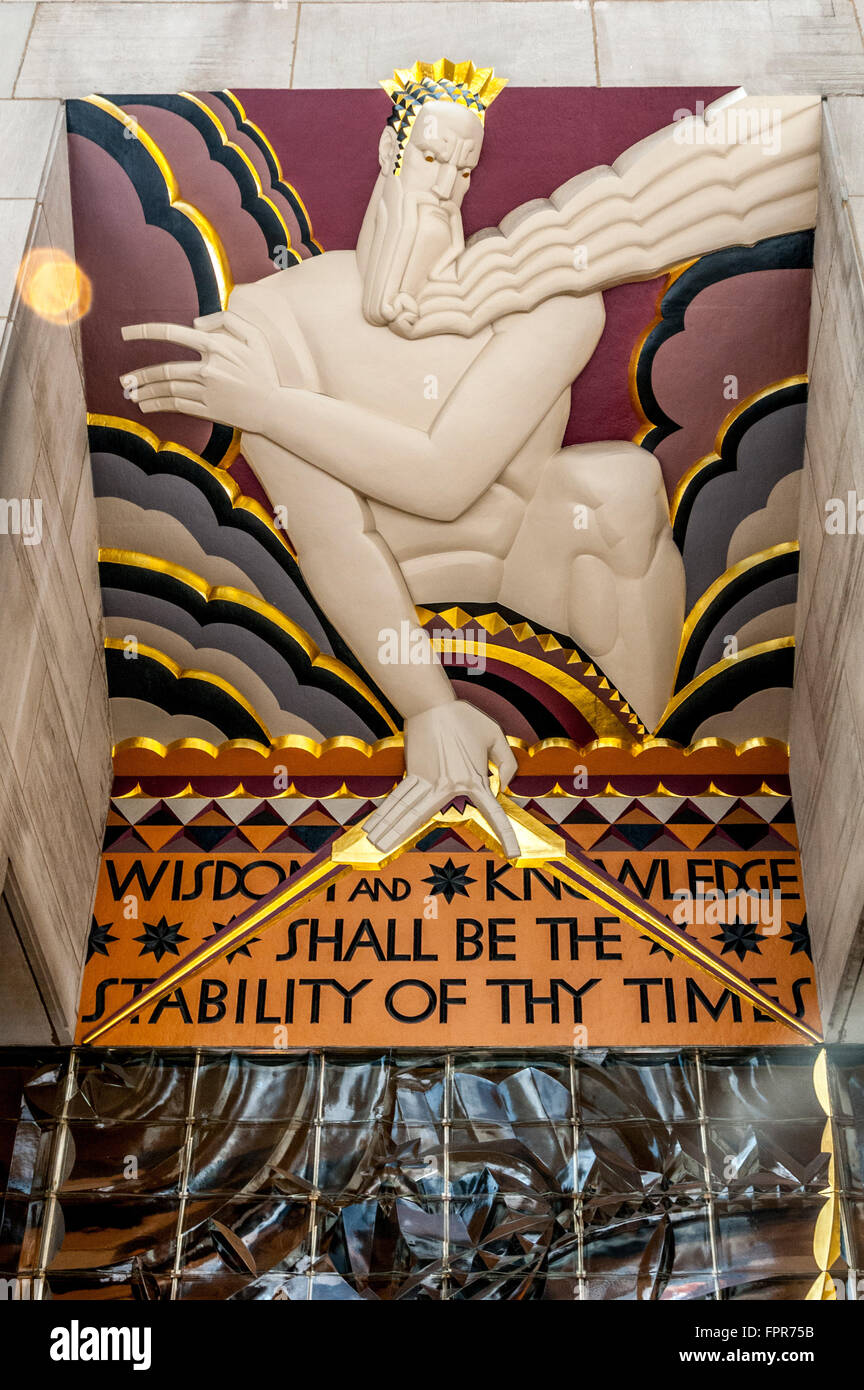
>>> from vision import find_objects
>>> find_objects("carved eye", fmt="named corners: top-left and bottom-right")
top-left (424, 154), bottom-right (435, 163)
top-left (462, 170), bottom-right (470, 179)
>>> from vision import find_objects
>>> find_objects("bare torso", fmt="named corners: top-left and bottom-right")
top-left (230, 250), bottom-right (600, 590)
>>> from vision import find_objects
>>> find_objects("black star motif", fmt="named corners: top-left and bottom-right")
top-left (642, 924), bottom-right (688, 961)
top-left (711, 917), bottom-right (763, 963)
top-left (135, 915), bottom-right (188, 963)
top-left (422, 858), bottom-right (476, 905)
top-left (86, 917), bottom-right (118, 962)
top-left (205, 921), bottom-right (261, 964)
top-left (781, 915), bottom-right (812, 960)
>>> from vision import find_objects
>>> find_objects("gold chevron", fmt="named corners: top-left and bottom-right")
top-left (415, 606), bottom-right (646, 736)
top-left (85, 95), bottom-right (233, 308)
top-left (82, 792), bottom-right (820, 1046)
top-left (441, 638), bottom-right (640, 740)
top-left (100, 548), bottom-right (399, 734)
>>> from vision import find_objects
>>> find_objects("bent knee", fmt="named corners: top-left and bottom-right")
top-left (549, 443), bottom-right (665, 510)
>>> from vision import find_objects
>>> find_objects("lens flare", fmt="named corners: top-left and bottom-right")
top-left (16, 247), bottom-right (92, 324)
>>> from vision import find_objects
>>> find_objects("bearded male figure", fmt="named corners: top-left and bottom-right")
top-left (121, 64), bottom-right (820, 858)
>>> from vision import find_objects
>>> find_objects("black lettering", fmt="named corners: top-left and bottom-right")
top-left (385, 979), bottom-right (437, 1023)
top-left (197, 978), bottom-right (227, 1023)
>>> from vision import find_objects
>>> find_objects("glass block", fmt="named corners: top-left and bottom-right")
top-left (581, 1274), bottom-right (716, 1301)
top-left (837, 1122), bottom-right (864, 1194)
top-left (383, 1121), bottom-right (447, 1198)
top-left (186, 1122), bottom-right (315, 1197)
top-left (67, 1050), bottom-right (195, 1122)
top-left (180, 1196), bottom-right (312, 1285)
top-left (45, 1268), bottom-right (171, 1301)
top-left (826, 1046), bottom-right (864, 1121)
top-left (721, 1274), bottom-right (824, 1300)
top-left (317, 1051), bottom-right (448, 1124)
top-left (579, 1122), bottom-right (705, 1199)
top-left (0, 1051), bottom-right (70, 1121)
top-left (574, 1050), bottom-right (699, 1123)
top-left (315, 1196), bottom-right (446, 1283)
top-left (448, 1122), bottom-right (576, 1196)
top-left (0, 1196), bottom-right (44, 1273)
top-left (841, 1199), bottom-right (864, 1269)
top-left (57, 1122), bottom-right (187, 1196)
top-left (47, 1197), bottom-right (179, 1273)
top-left (582, 1203), bottom-right (715, 1299)
top-left (449, 1194), bottom-right (575, 1280)
top-left (194, 1050), bottom-right (319, 1123)
top-left (699, 1049), bottom-right (822, 1121)
top-left (450, 1053), bottom-right (573, 1124)
top-left (0, 1118), bottom-right (53, 1196)
top-left (714, 1195), bottom-right (843, 1278)
top-left (448, 1273), bottom-right (559, 1300)
top-left (705, 1120), bottom-right (829, 1197)
top-left (304, 1122), bottom-right (389, 1196)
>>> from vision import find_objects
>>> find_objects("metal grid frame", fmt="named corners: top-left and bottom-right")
top-left (5, 1045), bottom-right (862, 1301)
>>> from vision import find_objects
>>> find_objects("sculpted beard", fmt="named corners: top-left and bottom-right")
top-left (361, 173), bottom-right (463, 327)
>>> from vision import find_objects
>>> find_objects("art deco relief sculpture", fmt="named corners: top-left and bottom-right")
top-left (120, 63), bottom-right (819, 858)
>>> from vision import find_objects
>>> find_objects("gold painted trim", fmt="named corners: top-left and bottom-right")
top-left (670, 375), bottom-right (809, 527)
top-left (656, 636), bottom-right (795, 731)
top-left (672, 541), bottom-right (800, 688)
top-left (111, 731), bottom-right (790, 765)
top-left (806, 1050), bottom-right (844, 1299)
top-left (89, 414), bottom-right (297, 557)
top-left (442, 638), bottom-right (641, 741)
top-left (104, 637), bottom-right (272, 743)
top-left (85, 95), bottom-right (234, 308)
top-left (221, 90), bottom-right (323, 253)
top-left (419, 609), bottom-right (645, 733)
top-left (101, 547), bottom-right (398, 734)
top-left (178, 91), bottom-right (296, 259)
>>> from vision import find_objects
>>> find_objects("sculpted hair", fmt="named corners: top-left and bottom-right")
top-left (380, 59), bottom-right (507, 172)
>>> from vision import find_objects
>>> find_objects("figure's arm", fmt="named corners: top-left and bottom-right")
top-left (122, 294), bottom-right (602, 522)
top-left (258, 297), bottom-right (598, 519)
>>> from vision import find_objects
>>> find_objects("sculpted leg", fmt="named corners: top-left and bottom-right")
top-left (499, 442), bottom-right (685, 731)
top-left (241, 433), bottom-right (520, 855)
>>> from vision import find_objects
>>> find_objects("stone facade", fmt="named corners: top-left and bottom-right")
top-left (0, 102), bottom-right (111, 1043)
top-left (0, 0), bottom-right (863, 1041)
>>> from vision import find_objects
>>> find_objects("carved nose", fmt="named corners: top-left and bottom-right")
top-left (434, 163), bottom-right (457, 198)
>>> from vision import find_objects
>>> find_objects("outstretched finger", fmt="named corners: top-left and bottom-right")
top-left (368, 785), bottom-right (444, 854)
top-left (489, 731), bottom-right (518, 791)
top-left (470, 783), bottom-right (521, 859)
top-left (132, 379), bottom-right (206, 404)
top-left (120, 361), bottom-right (204, 390)
top-left (364, 776), bottom-right (420, 835)
top-left (138, 396), bottom-right (211, 418)
top-left (365, 776), bottom-right (431, 843)
top-left (121, 322), bottom-right (213, 354)
top-left (193, 312), bottom-right (227, 332)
